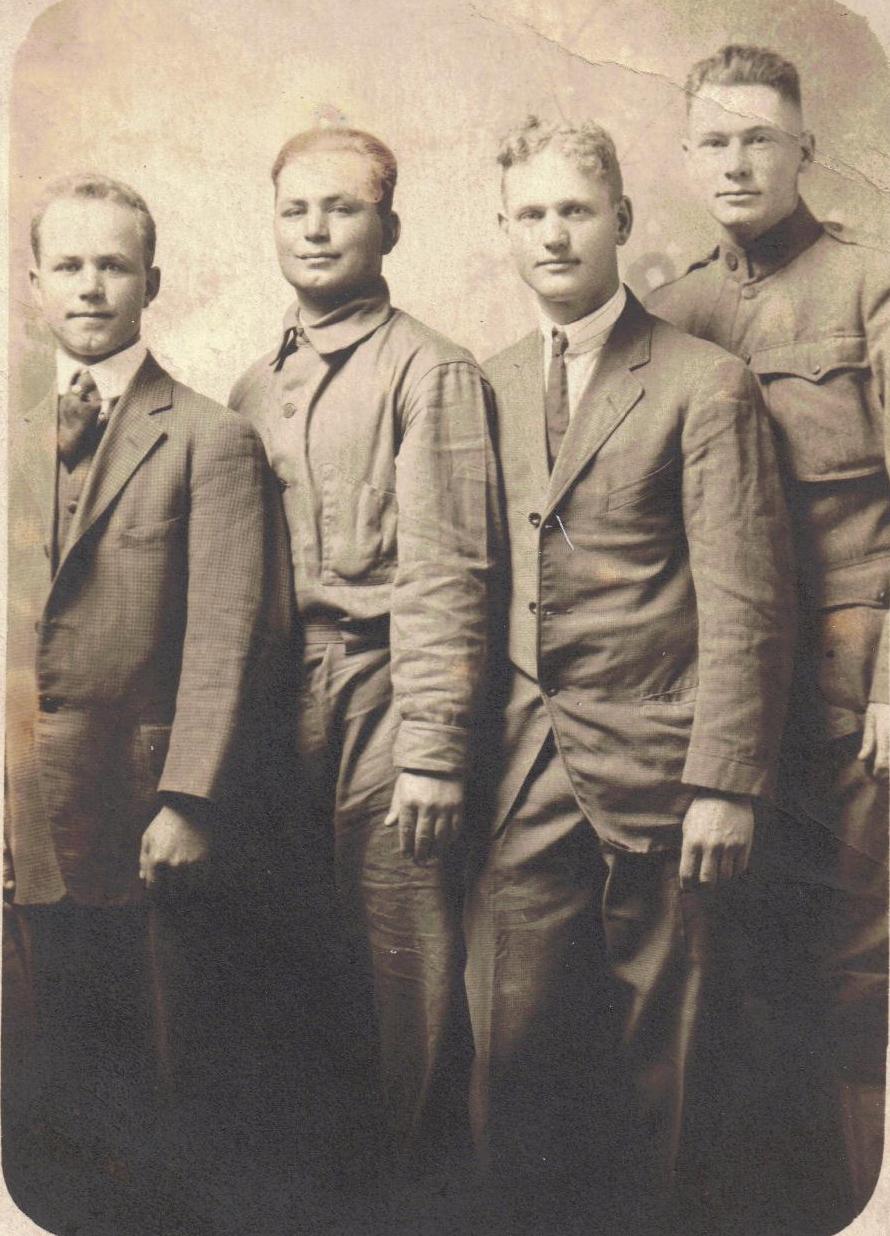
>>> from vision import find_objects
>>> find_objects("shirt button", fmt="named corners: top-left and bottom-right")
top-left (282, 402), bottom-right (297, 418)
top-left (528, 601), bottom-right (537, 614)
top-left (528, 512), bottom-right (541, 527)
top-left (741, 285), bottom-right (757, 300)
top-left (725, 252), bottom-right (739, 271)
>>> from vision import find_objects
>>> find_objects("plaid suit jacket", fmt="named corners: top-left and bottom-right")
top-left (6, 353), bottom-right (293, 906)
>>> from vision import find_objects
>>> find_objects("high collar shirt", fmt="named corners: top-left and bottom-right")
top-left (647, 196), bottom-right (890, 737)
top-left (56, 339), bottom-right (147, 423)
top-left (229, 277), bottom-right (498, 776)
top-left (539, 284), bottom-right (627, 417)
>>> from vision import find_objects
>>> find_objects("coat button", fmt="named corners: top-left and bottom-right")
top-left (725, 252), bottom-right (739, 271)
top-left (528, 601), bottom-right (537, 614)
top-left (282, 402), bottom-right (297, 418)
top-left (39, 695), bottom-right (63, 713)
top-left (544, 684), bottom-right (559, 697)
top-left (741, 285), bottom-right (757, 300)
top-left (528, 512), bottom-right (541, 527)
top-left (66, 499), bottom-right (79, 514)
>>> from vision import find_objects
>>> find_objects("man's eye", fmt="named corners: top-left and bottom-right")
top-left (518, 211), bottom-right (541, 222)
top-left (54, 263), bottom-right (78, 272)
top-left (701, 139), bottom-right (724, 148)
top-left (281, 207), bottom-right (305, 218)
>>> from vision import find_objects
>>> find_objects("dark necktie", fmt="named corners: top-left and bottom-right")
top-left (545, 328), bottom-right (570, 471)
top-left (272, 320), bottom-right (310, 372)
top-left (58, 370), bottom-right (103, 470)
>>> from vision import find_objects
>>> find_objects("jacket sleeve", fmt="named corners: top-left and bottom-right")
top-left (158, 411), bottom-right (293, 801)
top-left (389, 360), bottom-right (499, 775)
top-left (864, 258), bottom-right (890, 705)
top-left (680, 355), bottom-right (796, 798)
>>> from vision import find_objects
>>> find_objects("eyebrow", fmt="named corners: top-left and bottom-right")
top-left (279, 193), bottom-right (362, 206)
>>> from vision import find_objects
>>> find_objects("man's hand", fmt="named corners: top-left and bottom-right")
top-left (679, 791), bottom-right (754, 889)
top-left (858, 702), bottom-right (890, 780)
top-left (384, 771), bottom-right (464, 864)
top-left (139, 804), bottom-right (210, 890)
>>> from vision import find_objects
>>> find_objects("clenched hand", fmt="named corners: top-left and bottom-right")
top-left (385, 771), bottom-right (464, 864)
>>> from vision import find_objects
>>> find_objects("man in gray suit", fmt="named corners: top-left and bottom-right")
top-left (5, 173), bottom-right (289, 1229)
top-left (464, 117), bottom-right (794, 1233)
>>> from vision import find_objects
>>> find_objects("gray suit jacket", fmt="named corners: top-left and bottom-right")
top-left (6, 353), bottom-right (292, 906)
top-left (486, 290), bottom-right (795, 852)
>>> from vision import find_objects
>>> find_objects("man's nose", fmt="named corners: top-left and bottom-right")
top-left (304, 208), bottom-right (330, 241)
top-left (77, 266), bottom-right (105, 299)
top-left (542, 214), bottom-right (569, 249)
top-left (724, 138), bottom-right (752, 179)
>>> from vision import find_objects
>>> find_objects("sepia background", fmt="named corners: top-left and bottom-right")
top-left (4, 0), bottom-right (890, 1233)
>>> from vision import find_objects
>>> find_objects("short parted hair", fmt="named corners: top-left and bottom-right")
top-left (271, 127), bottom-right (398, 216)
top-left (31, 173), bottom-right (157, 268)
top-left (685, 45), bottom-right (802, 112)
top-left (497, 116), bottom-right (624, 202)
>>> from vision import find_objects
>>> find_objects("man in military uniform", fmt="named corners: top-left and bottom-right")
top-left (648, 45), bottom-right (889, 1226)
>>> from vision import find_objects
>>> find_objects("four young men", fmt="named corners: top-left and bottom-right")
top-left (6, 40), bottom-right (888, 1236)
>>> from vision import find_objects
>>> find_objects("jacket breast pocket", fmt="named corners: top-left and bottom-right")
top-left (605, 456), bottom-right (680, 513)
top-left (118, 514), bottom-right (186, 546)
top-left (751, 336), bottom-right (880, 482)
top-left (321, 464), bottom-right (397, 586)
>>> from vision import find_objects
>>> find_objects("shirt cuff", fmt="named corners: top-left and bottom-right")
top-left (393, 721), bottom-right (469, 776)
top-left (682, 747), bottom-right (774, 800)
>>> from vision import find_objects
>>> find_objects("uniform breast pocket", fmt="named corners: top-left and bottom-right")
top-left (321, 464), bottom-right (398, 585)
top-left (752, 336), bottom-right (880, 482)
top-left (605, 456), bottom-right (680, 514)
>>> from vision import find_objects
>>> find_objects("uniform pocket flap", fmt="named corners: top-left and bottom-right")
top-left (750, 335), bottom-right (868, 382)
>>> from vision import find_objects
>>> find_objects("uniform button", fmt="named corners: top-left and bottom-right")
top-left (741, 285), bottom-right (757, 300)
top-left (39, 695), bottom-right (63, 713)
top-left (742, 352), bottom-right (751, 364)
top-left (528, 601), bottom-right (537, 614)
top-left (66, 499), bottom-right (78, 514)
top-left (725, 252), bottom-right (739, 271)
top-left (528, 511), bottom-right (541, 527)
top-left (282, 402), bottom-right (297, 418)
top-left (878, 587), bottom-right (888, 604)
top-left (811, 363), bottom-right (822, 376)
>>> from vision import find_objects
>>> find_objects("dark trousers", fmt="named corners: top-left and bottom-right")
top-left (291, 634), bottom-right (470, 1192)
top-left (464, 734), bottom-right (716, 1236)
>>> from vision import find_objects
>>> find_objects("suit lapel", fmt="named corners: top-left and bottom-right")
top-left (19, 391), bottom-right (58, 543)
top-left (544, 291), bottom-right (651, 517)
top-left (58, 354), bottom-right (171, 568)
top-left (500, 331), bottom-right (550, 501)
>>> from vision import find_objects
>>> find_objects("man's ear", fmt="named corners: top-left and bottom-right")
top-left (29, 267), bottom-right (43, 311)
top-left (382, 212), bottom-right (401, 255)
top-left (615, 195), bottom-right (633, 247)
top-left (144, 266), bottom-right (161, 307)
top-left (799, 131), bottom-right (815, 175)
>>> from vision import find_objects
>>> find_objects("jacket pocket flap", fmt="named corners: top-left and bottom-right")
top-left (750, 335), bottom-right (868, 382)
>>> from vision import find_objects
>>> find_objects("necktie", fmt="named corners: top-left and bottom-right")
top-left (272, 320), bottom-right (310, 372)
top-left (545, 328), bottom-right (569, 471)
top-left (58, 370), bottom-right (103, 470)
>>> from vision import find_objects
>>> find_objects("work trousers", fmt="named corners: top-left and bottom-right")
top-left (291, 632), bottom-right (468, 1183)
top-left (464, 734), bottom-right (717, 1236)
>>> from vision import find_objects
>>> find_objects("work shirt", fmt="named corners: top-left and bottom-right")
top-left (648, 199), bottom-right (890, 740)
top-left (230, 278), bottom-right (498, 775)
top-left (538, 284), bottom-right (626, 417)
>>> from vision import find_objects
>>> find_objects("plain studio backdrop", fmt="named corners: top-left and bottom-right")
top-left (4, 2), bottom-right (890, 1236)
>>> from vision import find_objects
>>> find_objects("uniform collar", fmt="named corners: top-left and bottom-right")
top-left (718, 198), bottom-right (824, 282)
top-left (56, 338), bottom-right (148, 399)
top-left (277, 277), bottom-right (393, 361)
top-left (539, 284), bottom-right (627, 354)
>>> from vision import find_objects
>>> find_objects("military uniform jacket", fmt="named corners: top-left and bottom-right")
top-left (6, 353), bottom-right (291, 906)
top-left (648, 200), bottom-right (890, 742)
top-left (486, 290), bottom-right (794, 851)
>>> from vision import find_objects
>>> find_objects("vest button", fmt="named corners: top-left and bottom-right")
top-left (528, 512), bottom-right (541, 527)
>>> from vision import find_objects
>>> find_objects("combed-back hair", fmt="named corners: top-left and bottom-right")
top-left (271, 127), bottom-right (398, 215)
top-left (497, 115), bottom-right (623, 201)
top-left (684, 45), bottom-right (802, 111)
top-left (31, 173), bottom-right (156, 267)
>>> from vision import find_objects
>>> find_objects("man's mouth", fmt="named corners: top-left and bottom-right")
top-left (717, 191), bottom-right (760, 199)
top-left (298, 253), bottom-right (339, 261)
top-left (537, 259), bottom-right (579, 268)
top-left (67, 312), bottom-right (113, 319)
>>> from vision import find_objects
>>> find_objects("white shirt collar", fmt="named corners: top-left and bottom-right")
top-left (539, 284), bottom-right (627, 354)
top-left (56, 339), bottom-right (148, 401)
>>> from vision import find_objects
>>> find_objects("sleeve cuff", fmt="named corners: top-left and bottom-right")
top-left (682, 747), bottom-right (775, 800)
top-left (393, 721), bottom-right (469, 776)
